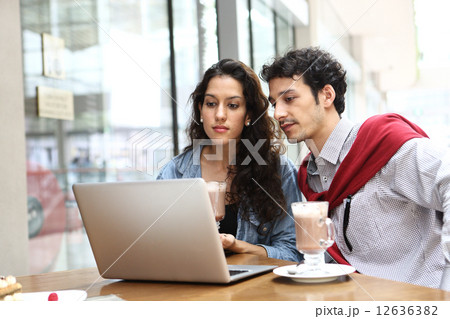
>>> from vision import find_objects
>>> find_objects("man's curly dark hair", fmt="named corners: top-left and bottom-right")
top-left (260, 47), bottom-right (347, 115)
top-left (185, 59), bottom-right (287, 232)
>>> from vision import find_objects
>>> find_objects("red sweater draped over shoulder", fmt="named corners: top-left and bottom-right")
top-left (297, 113), bottom-right (428, 265)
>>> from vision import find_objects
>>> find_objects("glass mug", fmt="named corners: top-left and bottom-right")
top-left (291, 201), bottom-right (335, 275)
top-left (206, 181), bottom-right (227, 229)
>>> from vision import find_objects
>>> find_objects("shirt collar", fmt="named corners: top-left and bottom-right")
top-left (176, 146), bottom-right (202, 177)
top-left (305, 153), bottom-right (317, 175)
top-left (319, 117), bottom-right (354, 165)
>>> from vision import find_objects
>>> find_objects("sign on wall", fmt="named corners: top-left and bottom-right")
top-left (37, 86), bottom-right (74, 120)
top-left (42, 33), bottom-right (66, 79)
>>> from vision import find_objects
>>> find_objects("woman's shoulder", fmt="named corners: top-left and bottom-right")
top-left (278, 154), bottom-right (298, 176)
top-left (277, 154), bottom-right (301, 202)
top-left (278, 153), bottom-right (293, 165)
top-left (173, 148), bottom-right (194, 163)
top-left (157, 148), bottom-right (197, 179)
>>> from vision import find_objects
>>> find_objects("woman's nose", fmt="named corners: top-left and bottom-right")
top-left (215, 104), bottom-right (226, 121)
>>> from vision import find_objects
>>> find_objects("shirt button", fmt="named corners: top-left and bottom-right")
top-left (323, 176), bottom-right (328, 182)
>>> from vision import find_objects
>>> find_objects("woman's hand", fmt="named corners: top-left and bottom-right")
top-left (220, 233), bottom-right (236, 250)
top-left (219, 233), bottom-right (268, 257)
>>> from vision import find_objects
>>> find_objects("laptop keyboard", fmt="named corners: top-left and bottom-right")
top-left (229, 269), bottom-right (250, 276)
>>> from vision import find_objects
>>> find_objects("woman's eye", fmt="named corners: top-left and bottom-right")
top-left (205, 102), bottom-right (216, 107)
top-left (228, 103), bottom-right (239, 109)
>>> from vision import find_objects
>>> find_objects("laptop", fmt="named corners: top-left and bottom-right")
top-left (72, 178), bottom-right (277, 283)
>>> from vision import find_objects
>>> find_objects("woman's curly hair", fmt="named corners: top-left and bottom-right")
top-left (260, 47), bottom-right (347, 115)
top-left (185, 59), bottom-right (287, 231)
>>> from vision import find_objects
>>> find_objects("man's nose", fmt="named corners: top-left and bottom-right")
top-left (273, 102), bottom-right (287, 122)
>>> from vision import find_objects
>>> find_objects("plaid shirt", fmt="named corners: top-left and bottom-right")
top-left (306, 117), bottom-right (450, 290)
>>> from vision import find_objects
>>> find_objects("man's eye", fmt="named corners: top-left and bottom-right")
top-left (286, 96), bottom-right (294, 102)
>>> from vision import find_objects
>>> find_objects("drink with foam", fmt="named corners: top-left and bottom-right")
top-left (292, 201), bottom-right (329, 254)
top-left (206, 181), bottom-right (227, 227)
top-left (291, 201), bottom-right (335, 274)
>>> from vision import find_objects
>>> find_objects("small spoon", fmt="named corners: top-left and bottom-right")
top-left (287, 263), bottom-right (301, 275)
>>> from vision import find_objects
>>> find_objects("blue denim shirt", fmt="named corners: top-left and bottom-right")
top-left (157, 147), bottom-right (303, 262)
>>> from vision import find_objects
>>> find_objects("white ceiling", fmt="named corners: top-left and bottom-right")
top-left (328, 0), bottom-right (417, 91)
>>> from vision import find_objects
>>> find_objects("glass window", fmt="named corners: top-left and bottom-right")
top-left (21, 0), bottom-right (172, 274)
top-left (276, 14), bottom-right (294, 55)
top-left (237, 0), bottom-right (251, 66)
top-left (197, 0), bottom-right (219, 74)
top-left (173, 0), bottom-right (218, 152)
top-left (250, 0), bottom-right (275, 94)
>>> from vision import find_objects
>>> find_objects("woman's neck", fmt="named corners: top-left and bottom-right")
top-left (203, 144), bottom-right (235, 169)
top-left (200, 144), bottom-right (236, 183)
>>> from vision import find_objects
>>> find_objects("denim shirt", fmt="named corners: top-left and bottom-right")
top-left (157, 147), bottom-right (303, 262)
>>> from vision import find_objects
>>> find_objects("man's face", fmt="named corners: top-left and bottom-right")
top-left (268, 76), bottom-right (325, 143)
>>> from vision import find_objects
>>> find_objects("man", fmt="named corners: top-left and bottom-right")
top-left (260, 47), bottom-right (450, 290)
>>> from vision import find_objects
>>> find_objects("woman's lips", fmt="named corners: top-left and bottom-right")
top-left (213, 126), bottom-right (229, 133)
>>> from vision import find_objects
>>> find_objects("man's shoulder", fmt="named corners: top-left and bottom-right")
top-left (360, 113), bottom-right (427, 136)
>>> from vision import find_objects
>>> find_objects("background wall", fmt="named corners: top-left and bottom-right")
top-left (0, 0), bottom-right (29, 275)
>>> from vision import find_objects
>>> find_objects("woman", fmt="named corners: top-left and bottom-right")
top-left (157, 59), bottom-right (302, 262)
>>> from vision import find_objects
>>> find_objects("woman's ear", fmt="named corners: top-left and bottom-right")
top-left (320, 84), bottom-right (336, 108)
top-left (198, 103), bottom-right (203, 123)
top-left (245, 113), bottom-right (251, 126)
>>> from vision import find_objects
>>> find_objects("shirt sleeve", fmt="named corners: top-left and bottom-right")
top-left (385, 138), bottom-right (450, 289)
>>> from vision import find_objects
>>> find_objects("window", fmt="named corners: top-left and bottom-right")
top-left (20, 0), bottom-right (210, 274)
top-left (250, 0), bottom-right (275, 75)
top-left (173, 0), bottom-right (218, 151)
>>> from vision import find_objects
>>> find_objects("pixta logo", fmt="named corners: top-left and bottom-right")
top-left (128, 129), bottom-right (172, 176)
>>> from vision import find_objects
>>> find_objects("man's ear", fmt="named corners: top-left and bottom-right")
top-left (321, 84), bottom-right (336, 108)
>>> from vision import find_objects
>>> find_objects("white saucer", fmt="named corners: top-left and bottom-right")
top-left (273, 264), bottom-right (356, 283)
top-left (21, 290), bottom-right (87, 301)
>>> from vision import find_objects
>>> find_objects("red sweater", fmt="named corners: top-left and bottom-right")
top-left (298, 113), bottom-right (428, 265)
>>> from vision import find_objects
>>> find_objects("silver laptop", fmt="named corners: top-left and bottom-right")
top-left (73, 178), bottom-right (276, 283)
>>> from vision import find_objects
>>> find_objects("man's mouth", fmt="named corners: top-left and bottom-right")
top-left (280, 121), bottom-right (295, 132)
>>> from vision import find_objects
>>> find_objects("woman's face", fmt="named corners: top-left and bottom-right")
top-left (199, 75), bottom-right (250, 146)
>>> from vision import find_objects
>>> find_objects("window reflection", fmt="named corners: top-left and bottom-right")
top-left (276, 15), bottom-right (294, 56)
top-left (20, 0), bottom-right (291, 275)
top-left (21, 0), bottom-right (172, 274)
top-left (251, 0), bottom-right (275, 76)
top-left (237, 0), bottom-right (251, 66)
top-left (174, 0), bottom-right (218, 151)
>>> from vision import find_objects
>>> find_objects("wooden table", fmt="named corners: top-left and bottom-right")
top-left (17, 254), bottom-right (450, 301)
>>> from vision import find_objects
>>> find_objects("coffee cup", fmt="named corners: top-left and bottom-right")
top-left (291, 201), bottom-right (335, 274)
top-left (206, 181), bottom-right (227, 228)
